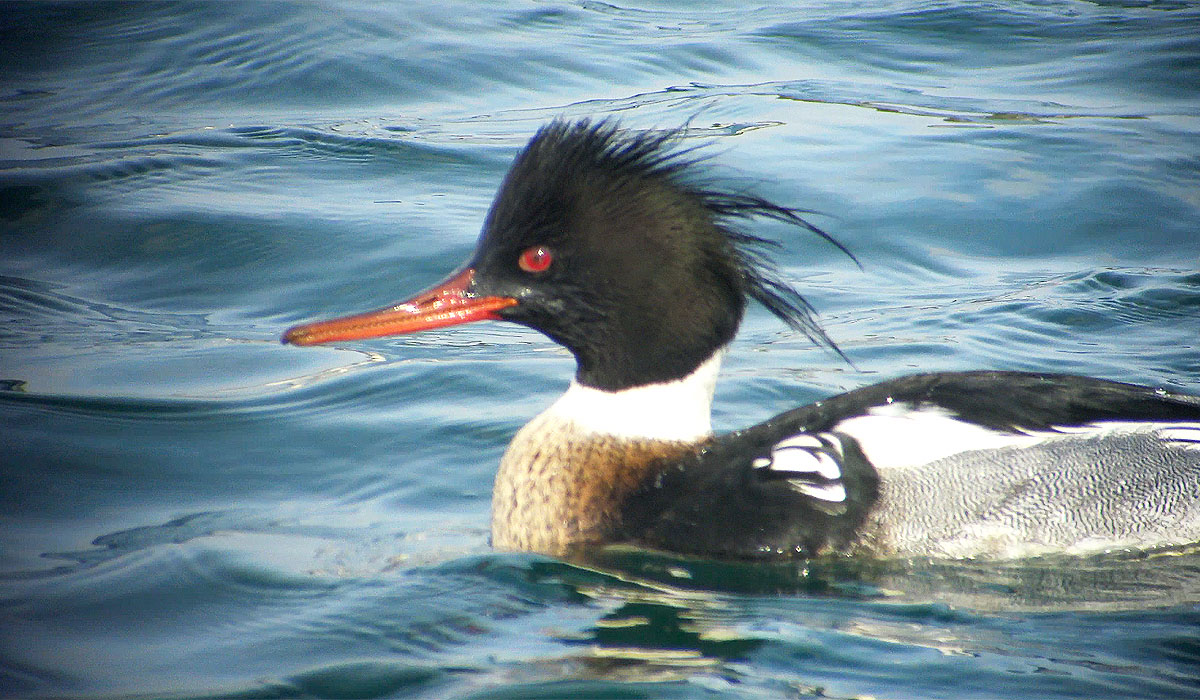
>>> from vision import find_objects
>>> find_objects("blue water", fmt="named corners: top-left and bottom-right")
top-left (3, 1), bottom-right (1200, 697)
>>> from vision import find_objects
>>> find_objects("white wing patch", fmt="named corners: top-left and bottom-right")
top-left (1157, 424), bottom-right (1200, 448)
top-left (796, 481), bottom-right (847, 504)
top-left (834, 404), bottom-right (1045, 471)
top-left (755, 433), bottom-right (848, 503)
top-left (834, 404), bottom-right (1200, 470)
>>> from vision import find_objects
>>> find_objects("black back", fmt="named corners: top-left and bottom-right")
top-left (768, 371), bottom-right (1200, 434)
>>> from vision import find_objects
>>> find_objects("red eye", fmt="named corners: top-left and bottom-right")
top-left (518, 245), bottom-right (553, 273)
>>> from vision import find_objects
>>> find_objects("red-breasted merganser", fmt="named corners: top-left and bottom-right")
top-left (284, 120), bottom-right (1200, 560)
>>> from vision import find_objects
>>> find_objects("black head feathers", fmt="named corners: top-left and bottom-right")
top-left (473, 119), bottom-right (855, 389)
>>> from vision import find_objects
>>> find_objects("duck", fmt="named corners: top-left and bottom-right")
top-left (284, 119), bottom-right (1200, 560)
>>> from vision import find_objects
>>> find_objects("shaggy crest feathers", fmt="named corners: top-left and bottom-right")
top-left (528, 119), bottom-right (856, 359)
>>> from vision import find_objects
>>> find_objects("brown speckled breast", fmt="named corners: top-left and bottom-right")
top-left (490, 411), bottom-right (703, 555)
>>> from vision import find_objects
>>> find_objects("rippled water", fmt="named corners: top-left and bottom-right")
top-left (3, 1), bottom-right (1199, 698)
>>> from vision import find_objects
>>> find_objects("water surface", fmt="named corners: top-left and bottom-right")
top-left (3, 1), bottom-right (1199, 698)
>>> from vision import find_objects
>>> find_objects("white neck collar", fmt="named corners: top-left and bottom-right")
top-left (541, 351), bottom-right (722, 443)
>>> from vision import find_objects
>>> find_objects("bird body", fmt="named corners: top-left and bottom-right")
top-left (284, 120), bottom-right (1200, 560)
